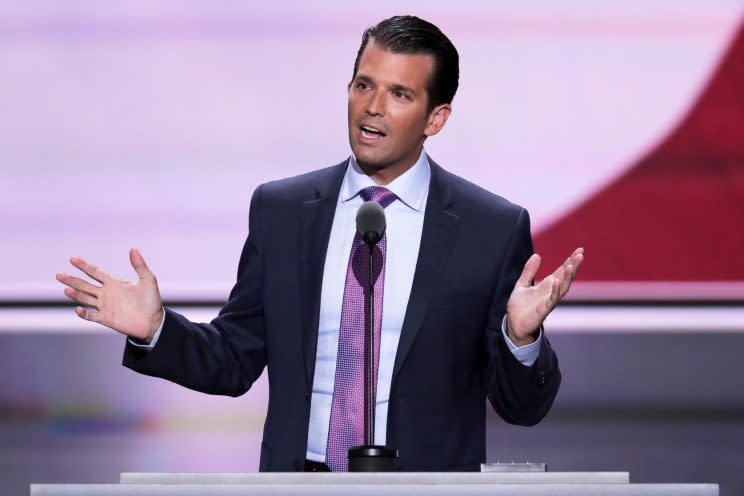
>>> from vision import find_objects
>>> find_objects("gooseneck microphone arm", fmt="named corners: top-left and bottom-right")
top-left (366, 240), bottom-right (376, 445)
top-left (356, 200), bottom-right (386, 445)
top-left (353, 200), bottom-right (398, 471)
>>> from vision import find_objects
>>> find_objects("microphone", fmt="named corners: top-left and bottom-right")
top-left (349, 200), bottom-right (398, 472)
top-left (356, 201), bottom-right (386, 246)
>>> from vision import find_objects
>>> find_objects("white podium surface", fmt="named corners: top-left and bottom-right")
top-left (31, 483), bottom-right (719, 496)
top-left (120, 472), bottom-right (630, 485)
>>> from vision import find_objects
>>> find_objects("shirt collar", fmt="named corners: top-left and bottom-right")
top-left (340, 149), bottom-right (431, 211)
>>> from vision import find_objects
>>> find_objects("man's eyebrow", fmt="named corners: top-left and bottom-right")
top-left (390, 83), bottom-right (416, 96)
top-left (354, 74), bottom-right (373, 83)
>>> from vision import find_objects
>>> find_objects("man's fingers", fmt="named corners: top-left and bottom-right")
top-left (560, 247), bottom-right (582, 270)
top-left (56, 272), bottom-right (100, 297)
top-left (551, 247), bottom-right (583, 278)
top-left (560, 252), bottom-right (585, 297)
top-left (129, 248), bottom-right (153, 281)
top-left (75, 306), bottom-right (102, 323)
top-left (553, 250), bottom-right (585, 302)
top-left (70, 256), bottom-right (109, 284)
top-left (517, 254), bottom-right (541, 287)
top-left (571, 252), bottom-right (585, 274)
top-left (558, 264), bottom-right (574, 297)
top-left (64, 287), bottom-right (98, 307)
top-left (568, 248), bottom-right (585, 269)
top-left (547, 277), bottom-right (561, 312)
top-left (562, 255), bottom-right (572, 270)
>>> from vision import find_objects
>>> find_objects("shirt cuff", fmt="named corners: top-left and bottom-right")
top-left (501, 315), bottom-right (542, 367)
top-left (127, 308), bottom-right (165, 350)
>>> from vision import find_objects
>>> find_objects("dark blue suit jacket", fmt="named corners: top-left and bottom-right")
top-left (123, 157), bottom-right (561, 471)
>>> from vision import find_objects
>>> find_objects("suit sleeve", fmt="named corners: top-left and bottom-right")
top-left (484, 207), bottom-right (561, 426)
top-left (121, 184), bottom-right (268, 397)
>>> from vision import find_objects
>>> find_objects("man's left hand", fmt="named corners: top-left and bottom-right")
top-left (506, 247), bottom-right (585, 346)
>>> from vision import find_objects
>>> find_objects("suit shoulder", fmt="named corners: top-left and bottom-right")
top-left (442, 168), bottom-right (526, 221)
top-left (253, 161), bottom-right (347, 203)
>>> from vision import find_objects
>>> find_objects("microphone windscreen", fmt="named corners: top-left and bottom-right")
top-left (356, 201), bottom-right (386, 245)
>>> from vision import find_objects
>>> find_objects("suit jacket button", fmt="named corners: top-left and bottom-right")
top-left (537, 371), bottom-right (545, 386)
top-left (305, 392), bottom-right (310, 402)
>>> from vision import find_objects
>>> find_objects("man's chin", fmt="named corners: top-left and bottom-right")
top-left (352, 148), bottom-right (391, 171)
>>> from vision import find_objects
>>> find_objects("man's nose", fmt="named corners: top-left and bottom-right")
top-left (365, 90), bottom-right (385, 117)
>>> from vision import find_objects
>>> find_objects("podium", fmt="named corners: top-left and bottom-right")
top-left (31, 471), bottom-right (719, 495)
top-left (120, 471), bottom-right (629, 484)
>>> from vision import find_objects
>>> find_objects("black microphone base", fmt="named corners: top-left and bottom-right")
top-left (348, 445), bottom-right (398, 472)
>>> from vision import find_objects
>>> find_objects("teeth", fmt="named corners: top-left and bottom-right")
top-left (361, 125), bottom-right (382, 134)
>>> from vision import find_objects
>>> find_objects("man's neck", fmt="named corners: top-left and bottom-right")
top-left (357, 147), bottom-right (424, 186)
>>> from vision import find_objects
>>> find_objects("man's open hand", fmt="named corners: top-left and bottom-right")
top-left (505, 247), bottom-right (584, 346)
top-left (56, 248), bottom-right (164, 343)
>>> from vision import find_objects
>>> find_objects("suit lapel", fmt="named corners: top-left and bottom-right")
top-left (300, 161), bottom-right (348, 394)
top-left (391, 159), bottom-right (460, 385)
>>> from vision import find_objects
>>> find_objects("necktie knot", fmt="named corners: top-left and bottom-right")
top-left (359, 186), bottom-right (397, 209)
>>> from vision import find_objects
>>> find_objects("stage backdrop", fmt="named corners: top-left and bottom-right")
top-left (3, 1), bottom-right (743, 304)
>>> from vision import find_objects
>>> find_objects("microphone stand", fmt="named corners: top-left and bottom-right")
top-left (347, 230), bottom-right (398, 472)
top-left (366, 243), bottom-right (376, 444)
top-left (364, 245), bottom-right (376, 446)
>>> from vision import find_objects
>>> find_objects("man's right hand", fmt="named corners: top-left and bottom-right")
top-left (56, 248), bottom-right (164, 344)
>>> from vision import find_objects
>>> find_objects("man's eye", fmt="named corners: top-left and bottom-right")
top-left (357, 82), bottom-right (369, 90)
top-left (394, 91), bottom-right (408, 99)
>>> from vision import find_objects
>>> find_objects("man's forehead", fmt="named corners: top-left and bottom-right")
top-left (356, 41), bottom-right (433, 88)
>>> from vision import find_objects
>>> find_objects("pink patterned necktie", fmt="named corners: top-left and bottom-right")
top-left (325, 186), bottom-right (397, 472)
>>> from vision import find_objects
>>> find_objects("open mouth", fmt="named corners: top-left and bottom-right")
top-left (359, 125), bottom-right (386, 139)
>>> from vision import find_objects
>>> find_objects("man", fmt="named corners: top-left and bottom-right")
top-left (56, 16), bottom-right (583, 471)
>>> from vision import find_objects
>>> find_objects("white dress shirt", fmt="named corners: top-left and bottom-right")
top-left (131, 150), bottom-right (543, 464)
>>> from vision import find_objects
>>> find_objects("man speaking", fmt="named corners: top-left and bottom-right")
top-left (56, 15), bottom-right (583, 472)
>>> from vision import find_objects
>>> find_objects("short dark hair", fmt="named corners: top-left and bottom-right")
top-left (352, 15), bottom-right (459, 113)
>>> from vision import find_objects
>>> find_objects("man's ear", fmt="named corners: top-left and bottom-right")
top-left (424, 103), bottom-right (452, 138)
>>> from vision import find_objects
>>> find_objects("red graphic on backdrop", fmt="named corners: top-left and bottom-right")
top-left (534, 23), bottom-right (744, 281)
